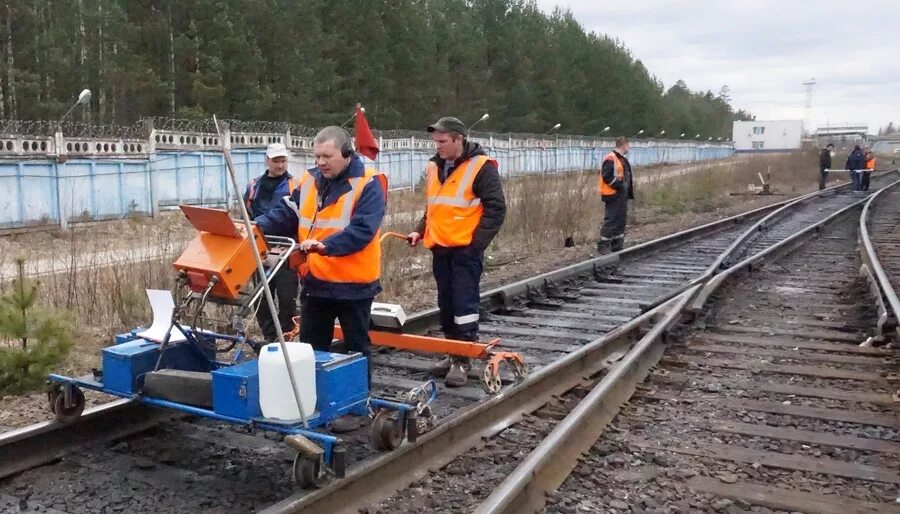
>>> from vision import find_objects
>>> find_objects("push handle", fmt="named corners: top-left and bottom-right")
top-left (380, 231), bottom-right (414, 245)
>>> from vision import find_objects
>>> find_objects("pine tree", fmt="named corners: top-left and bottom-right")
top-left (0, 260), bottom-right (74, 395)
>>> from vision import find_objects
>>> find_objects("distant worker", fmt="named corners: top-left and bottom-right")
top-left (243, 143), bottom-right (299, 346)
top-left (819, 143), bottom-right (834, 190)
top-left (846, 144), bottom-right (866, 192)
top-left (597, 137), bottom-right (635, 254)
top-left (287, 126), bottom-right (387, 431)
top-left (863, 150), bottom-right (876, 192)
top-left (407, 117), bottom-right (507, 387)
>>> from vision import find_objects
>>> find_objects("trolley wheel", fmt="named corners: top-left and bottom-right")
top-left (47, 384), bottom-right (62, 414)
top-left (370, 410), bottom-right (404, 451)
top-left (292, 454), bottom-right (327, 489)
top-left (481, 364), bottom-right (502, 395)
top-left (512, 360), bottom-right (529, 382)
top-left (53, 386), bottom-right (85, 424)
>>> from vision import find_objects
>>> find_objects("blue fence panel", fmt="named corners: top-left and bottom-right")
top-left (3, 142), bottom-right (734, 230)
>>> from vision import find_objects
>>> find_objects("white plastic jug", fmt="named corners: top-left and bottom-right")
top-left (258, 342), bottom-right (317, 420)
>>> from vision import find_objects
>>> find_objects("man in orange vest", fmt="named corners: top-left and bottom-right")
top-left (862, 150), bottom-right (876, 191)
top-left (597, 137), bottom-right (634, 254)
top-left (282, 127), bottom-right (387, 429)
top-left (243, 143), bottom-right (299, 345)
top-left (407, 117), bottom-right (507, 387)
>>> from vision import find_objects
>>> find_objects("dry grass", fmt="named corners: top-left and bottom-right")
top-left (0, 151), bottom-right (827, 375)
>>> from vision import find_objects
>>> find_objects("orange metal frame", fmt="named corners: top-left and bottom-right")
top-left (333, 326), bottom-right (499, 358)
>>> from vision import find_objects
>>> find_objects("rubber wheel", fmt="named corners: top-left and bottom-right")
top-left (47, 384), bottom-right (61, 415)
top-left (53, 387), bottom-right (85, 424)
top-left (370, 410), bottom-right (404, 451)
top-left (481, 365), bottom-right (502, 394)
top-left (292, 454), bottom-right (326, 489)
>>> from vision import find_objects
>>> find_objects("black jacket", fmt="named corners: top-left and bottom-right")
top-left (846, 147), bottom-right (866, 171)
top-left (600, 150), bottom-right (634, 201)
top-left (819, 149), bottom-right (832, 170)
top-left (415, 141), bottom-right (507, 250)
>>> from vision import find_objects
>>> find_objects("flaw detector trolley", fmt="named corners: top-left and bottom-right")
top-left (48, 205), bottom-right (436, 488)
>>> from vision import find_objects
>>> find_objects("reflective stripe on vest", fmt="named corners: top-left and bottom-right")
top-left (423, 155), bottom-right (491, 249)
top-left (598, 152), bottom-right (624, 197)
top-left (296, 168), bottom-right (387, 284)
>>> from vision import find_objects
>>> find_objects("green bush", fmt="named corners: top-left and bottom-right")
top-left (0, 260), bottom-right (74, 395)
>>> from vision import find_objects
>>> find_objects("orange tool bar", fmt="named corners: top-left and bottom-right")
top-left (333, 326), bottom-right (499, 359)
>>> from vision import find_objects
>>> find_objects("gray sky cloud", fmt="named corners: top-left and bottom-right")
top-left (535, 0), bottom-right (899, 133)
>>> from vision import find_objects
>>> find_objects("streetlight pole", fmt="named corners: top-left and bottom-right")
top-left (55, 88), bottom-right (92, 230)
top-left (469, 113), bottom-right (490, 133)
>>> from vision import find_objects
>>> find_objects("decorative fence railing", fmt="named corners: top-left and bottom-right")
top-left (0, 121), bottom-right (733, 230)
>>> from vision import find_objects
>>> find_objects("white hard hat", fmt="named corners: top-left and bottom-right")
top-left (266, 143), bottom-right (289, 159)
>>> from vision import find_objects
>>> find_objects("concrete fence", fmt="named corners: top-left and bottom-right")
top-left (0, 124), bottom-right (733, 230)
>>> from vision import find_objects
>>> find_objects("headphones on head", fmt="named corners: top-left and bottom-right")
top-left (341, 140), bottom-right (353, 158)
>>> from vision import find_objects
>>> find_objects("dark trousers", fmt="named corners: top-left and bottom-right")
top-left (850, 170), bottom-right (861, 191)
top-left (299, 294), bottom-right (373, 382)
top-left (861, 171), bottom-right (871, 191)
top-left (599, 194), bottom-right (628, 251)
top-left (255, 265), bottom-right (299, 342)
top-left (432, 246), bottom-right (483, 341)
top-left (819, 166), bottom-right (828, 190)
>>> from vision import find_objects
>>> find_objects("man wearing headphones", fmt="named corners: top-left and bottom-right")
top-left (285, 126), bottom-right (387, 431)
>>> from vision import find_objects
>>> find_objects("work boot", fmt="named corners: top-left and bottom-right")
top-left (329, 414), bottom-right (364, 434)
top-left (445, 358), bottom-right (471, 388)
top-left (429, 356), bottom-right (453, 377)
top-left (596, 240), bottom-right (611, 255)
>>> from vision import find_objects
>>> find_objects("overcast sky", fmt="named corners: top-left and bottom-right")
top-left (534, 0), bottom-right (898, 134)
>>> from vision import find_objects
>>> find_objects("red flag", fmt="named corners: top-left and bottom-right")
top-left (354, 103), bottom-right (379, 160)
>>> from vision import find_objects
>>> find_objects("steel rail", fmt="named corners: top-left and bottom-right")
top-left (261, 179), bottom-right (889, 512)
top-left (473, 286), bottom-right (698, 514)
top-left (0, 400), bottom-right (177, 480)
top-left (260, 297), bottom-right (680, 514)
top-left (858, 178), bottom-right (900, 338)
top-left (404, 192), bottom-right (802, 334)
top-left (469, 176), bottom-right (900, 514)
top-left (689, 176), bottom-right (900, 313)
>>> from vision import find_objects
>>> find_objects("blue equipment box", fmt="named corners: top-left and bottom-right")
top-left (314, 351), bottom-right (369, 421)
top-left (211, 360), bottom-right (261, 420)
top-left (208, 350), bottom-right (369, 423)
top-left (101, 338), bottom-right (211, 395)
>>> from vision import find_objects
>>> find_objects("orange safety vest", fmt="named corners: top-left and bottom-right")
top-left (423, 155), bottom-right (493, 249)
top-left (295, 168), bottom-right (386, 284)
top-left (866, 157), bottom-right (876, 170)
top-left (246, 175), bottom-right (298, 210)
top-left (598, 152), bottom-right (624, 197)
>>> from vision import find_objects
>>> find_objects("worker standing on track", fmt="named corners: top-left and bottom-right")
top-left (863, 150), bottom-right (876, 192)
top-left (286, 126), bottom-right (387, 431)
top-left (407, 117), bottom-right (507, 388)
top-left (243, 143), bottom-right (299, 347)
top-left (597, 137), bottom-right (635, 254)
top-left (846, 144), bottom-right (866, 192)
top-left (819, 143), bottom-right (834, 190)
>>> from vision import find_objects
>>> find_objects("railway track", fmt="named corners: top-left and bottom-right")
top-left (0, 174), bottom-right (897, 514)
top-left (534, 203), bottom-right (900, 514)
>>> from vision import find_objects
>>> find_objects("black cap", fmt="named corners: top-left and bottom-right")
top-left (427, 117), bottom-right (467, 135)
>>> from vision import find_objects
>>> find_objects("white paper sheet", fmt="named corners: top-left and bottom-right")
top-left (136, 289), bottom-right (188, 343)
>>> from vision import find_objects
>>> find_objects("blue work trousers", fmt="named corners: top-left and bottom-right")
top-left (850, 170), bottom-right (862, 191)
top-left (432, 246), bottom-right (484, 341)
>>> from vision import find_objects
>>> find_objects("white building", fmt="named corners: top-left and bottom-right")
top-left (732, 120), bottom-right (803, 152)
